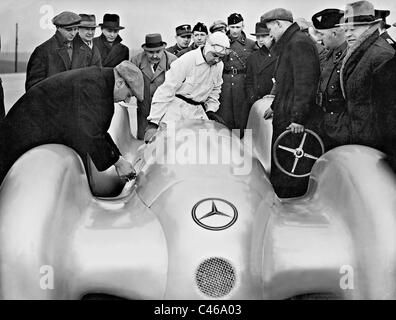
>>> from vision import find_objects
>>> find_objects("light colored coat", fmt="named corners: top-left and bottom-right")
top-left (148, 48), bottom-right (223, 125)
top-left (131, 50), bottom-right (177, 139)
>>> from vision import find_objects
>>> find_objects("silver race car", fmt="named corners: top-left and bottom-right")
top-left (0, 98), bottom-right (395, 300)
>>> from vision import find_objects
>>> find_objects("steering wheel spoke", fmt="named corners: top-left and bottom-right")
top-left (278, 145), bottom-right (296, 154)
top-left (273, 129), bottom-right (325, 178)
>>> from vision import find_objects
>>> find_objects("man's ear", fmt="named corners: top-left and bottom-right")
top-left (115, 78), bottom-right (124, 88)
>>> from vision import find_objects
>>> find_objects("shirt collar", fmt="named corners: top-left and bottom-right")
top-left (195, 47), bottom-right (207, 66)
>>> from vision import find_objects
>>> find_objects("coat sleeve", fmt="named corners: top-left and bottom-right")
top-left (25, 47), bottom-right (47, 91)
top-left (75, 81), bottom-right (121, 171)
top-left (245, 55), bottom-right (256, 106)
top-left (204, 63), bottom-right (223, 113)
top-left (291, 40), bottom-right (320, 124)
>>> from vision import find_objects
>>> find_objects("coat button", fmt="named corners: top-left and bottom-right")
top-left (230, 58), bottom-right (233, 61)
top-left (330, 85), bottom-right (335, 89)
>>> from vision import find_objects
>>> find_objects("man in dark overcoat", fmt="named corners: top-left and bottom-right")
top-left (25, 11), bottom-right (83, 91)
top-left (339, 1), bottom-right (394, 149)
top-left (262, 8), bottom-right (321, 198)
top-left (375, 9), bottom-right (396, 49)
top-left (312, 9), bottom-right (349, 150)
top-left (131, 34), bottom-right (177, 139)
top-left (73, 14), bottom-right (102, 68)
top-left (93, 14), bottom-right (129, 67)
top-left (217, 13), bottom-right (256, 137)
top-left (245, 22), bottom-right (276, 108)
top-left (0, 61), bottom-right (143, 184)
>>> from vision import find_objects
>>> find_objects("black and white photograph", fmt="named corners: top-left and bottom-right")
top-left (0, 0), bottom-right (396, 305)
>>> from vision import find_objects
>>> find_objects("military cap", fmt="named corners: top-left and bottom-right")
top-left (375, 9), bottom-right (391, 29)
top-left (52, 11), bottom-right (81, 27)
top-left (115, 61), bottom-right (144, 102)
top-left (210, 20), bottom-right (227, 33)
top-left (312, 9), bottom-right (344, 29)
top-left (250, 22), bottom-right (270, 36)
top-left (228, 13), bottom-right (244, 25)
top-left (260, 8), bottom-right (293, 24)
top-left (176, 24), bottom-right (192, 36)
top-left (192, 22), bottom-right (208, 34)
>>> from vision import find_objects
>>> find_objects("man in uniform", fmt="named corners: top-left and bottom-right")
top-left (166, 24), bottom-right (192, 56)
top-left (375, 9), bottom-right (396, 49)
top-left (262, 8), bottom-right (321, 198)
top-left (73, 14), bottom-right (102, 68)
top-left (25, 11), bottom-right (82, 91)
top-left (94, 14), bottom-right (129, 67)
top-left (217, 13), bottom-right (256, 137)
top-left (131, 34), bottom-right (177, 140)
top-left (176, 22), bottom-right (208, 57)
top-left (0, 61), bottom-right (143, 184)
top-left (312, 9), bottom-right (349, 150)
top-left (210, 20), bottom-right (227, 33)
top-left (144, 32), bottom-right (230, 142)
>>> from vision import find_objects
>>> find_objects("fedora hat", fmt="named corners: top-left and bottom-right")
top-left (78, 14), bottom-right (98, 28)
top-left (99, 14), bottom-right (124, 30)
top-left (141, 33), bottom-right (167, 51)
top-left (250, 22), bottom-right (270, 36)
top-left (337, 1), bottom-right (382, 26)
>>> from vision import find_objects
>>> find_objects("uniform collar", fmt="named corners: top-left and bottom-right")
top-left (227, 30), bottom-right (247, 44)
top-left (332, 41), bottom-right (347, 61)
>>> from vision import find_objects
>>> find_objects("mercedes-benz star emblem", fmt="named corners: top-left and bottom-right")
top-left (192, 198), bottom-right (238, 231)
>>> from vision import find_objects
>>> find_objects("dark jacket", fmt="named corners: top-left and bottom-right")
top-left (374, 52), bottom-right (396, 171)
top-left (176, 42), bottom-right (199, 57)
top-left (269, 22), bottom-right (321, 199)
top-left (72, 34), bottom-right (102, 69)
top-left (340, 25), bottom-right (395, 148)
top-left (217, 31), bottom-right (256, 132)
top-left (25, 31), bottom-right (99, 91)
top-left (245, 45), bottom-right (276, 106)
top-left (381, 31), bottom-right (396, 50)
top-left (0, 67), bottom-right (121, 182)
top-left (130, 50), bottom-right (177, 139)
top-left (93, 34), bottom-right (129, 67)
top-left (271, 22), bottom-right (320, 129)
top-left (166, 43), bottom-right (185, 56)
top-left (0, 77), bottom-right (4, 119)
top-left (317, 41), bottom-right (349, 149)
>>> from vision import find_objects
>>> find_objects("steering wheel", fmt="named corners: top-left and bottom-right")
top-left (273, 129), bottom-right (325, 178)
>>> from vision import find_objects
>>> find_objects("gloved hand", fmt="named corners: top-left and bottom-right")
top-left (144, 122), bottom-right (159, 143)
top-left (114, 156), bottom-right (136, 181)
top-left (206, 111), bottom-right (227, 127)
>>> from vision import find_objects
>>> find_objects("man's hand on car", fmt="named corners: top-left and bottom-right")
top-left (114, 156), bottom-right (136, 181)
top-left (287, 122), bottom-right (305, 134)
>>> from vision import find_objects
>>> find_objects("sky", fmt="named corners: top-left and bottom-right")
top-left (1, 0), bottom-right (396, 54)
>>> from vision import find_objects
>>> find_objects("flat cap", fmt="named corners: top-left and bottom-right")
top-left (210, 20), bottom-right (227, 33)
top-left (312, 9), bottom-right (344, 29)
top-left (176, 24), bottom-right (192, 36)
top-left (52, 11), bottom-right (81, 27)
top-left (260, 8), bottom-right (293, 24)
top-left (193, 22), bottom-right (208, 34)
top-left (228, 13), bottom-right (244, 25)
top-left (115, 61), bottom-right (144, 102)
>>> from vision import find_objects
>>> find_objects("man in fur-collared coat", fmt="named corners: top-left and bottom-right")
top-left (339, 1), bottom-right (394, 149)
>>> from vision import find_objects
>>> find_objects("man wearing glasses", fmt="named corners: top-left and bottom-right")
top-left (144, 32), bottom-right (230, 143)
top-left (166, 24), bottom-right (192, 56)
top-left (26, 11), bottom-right (82, 91)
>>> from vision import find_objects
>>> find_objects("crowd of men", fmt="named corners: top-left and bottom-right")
top-left (1, 0), bottom-right (396, 199)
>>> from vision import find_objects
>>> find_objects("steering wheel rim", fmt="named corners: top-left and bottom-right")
top-left (273, 129), bottom-right (325, 178)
